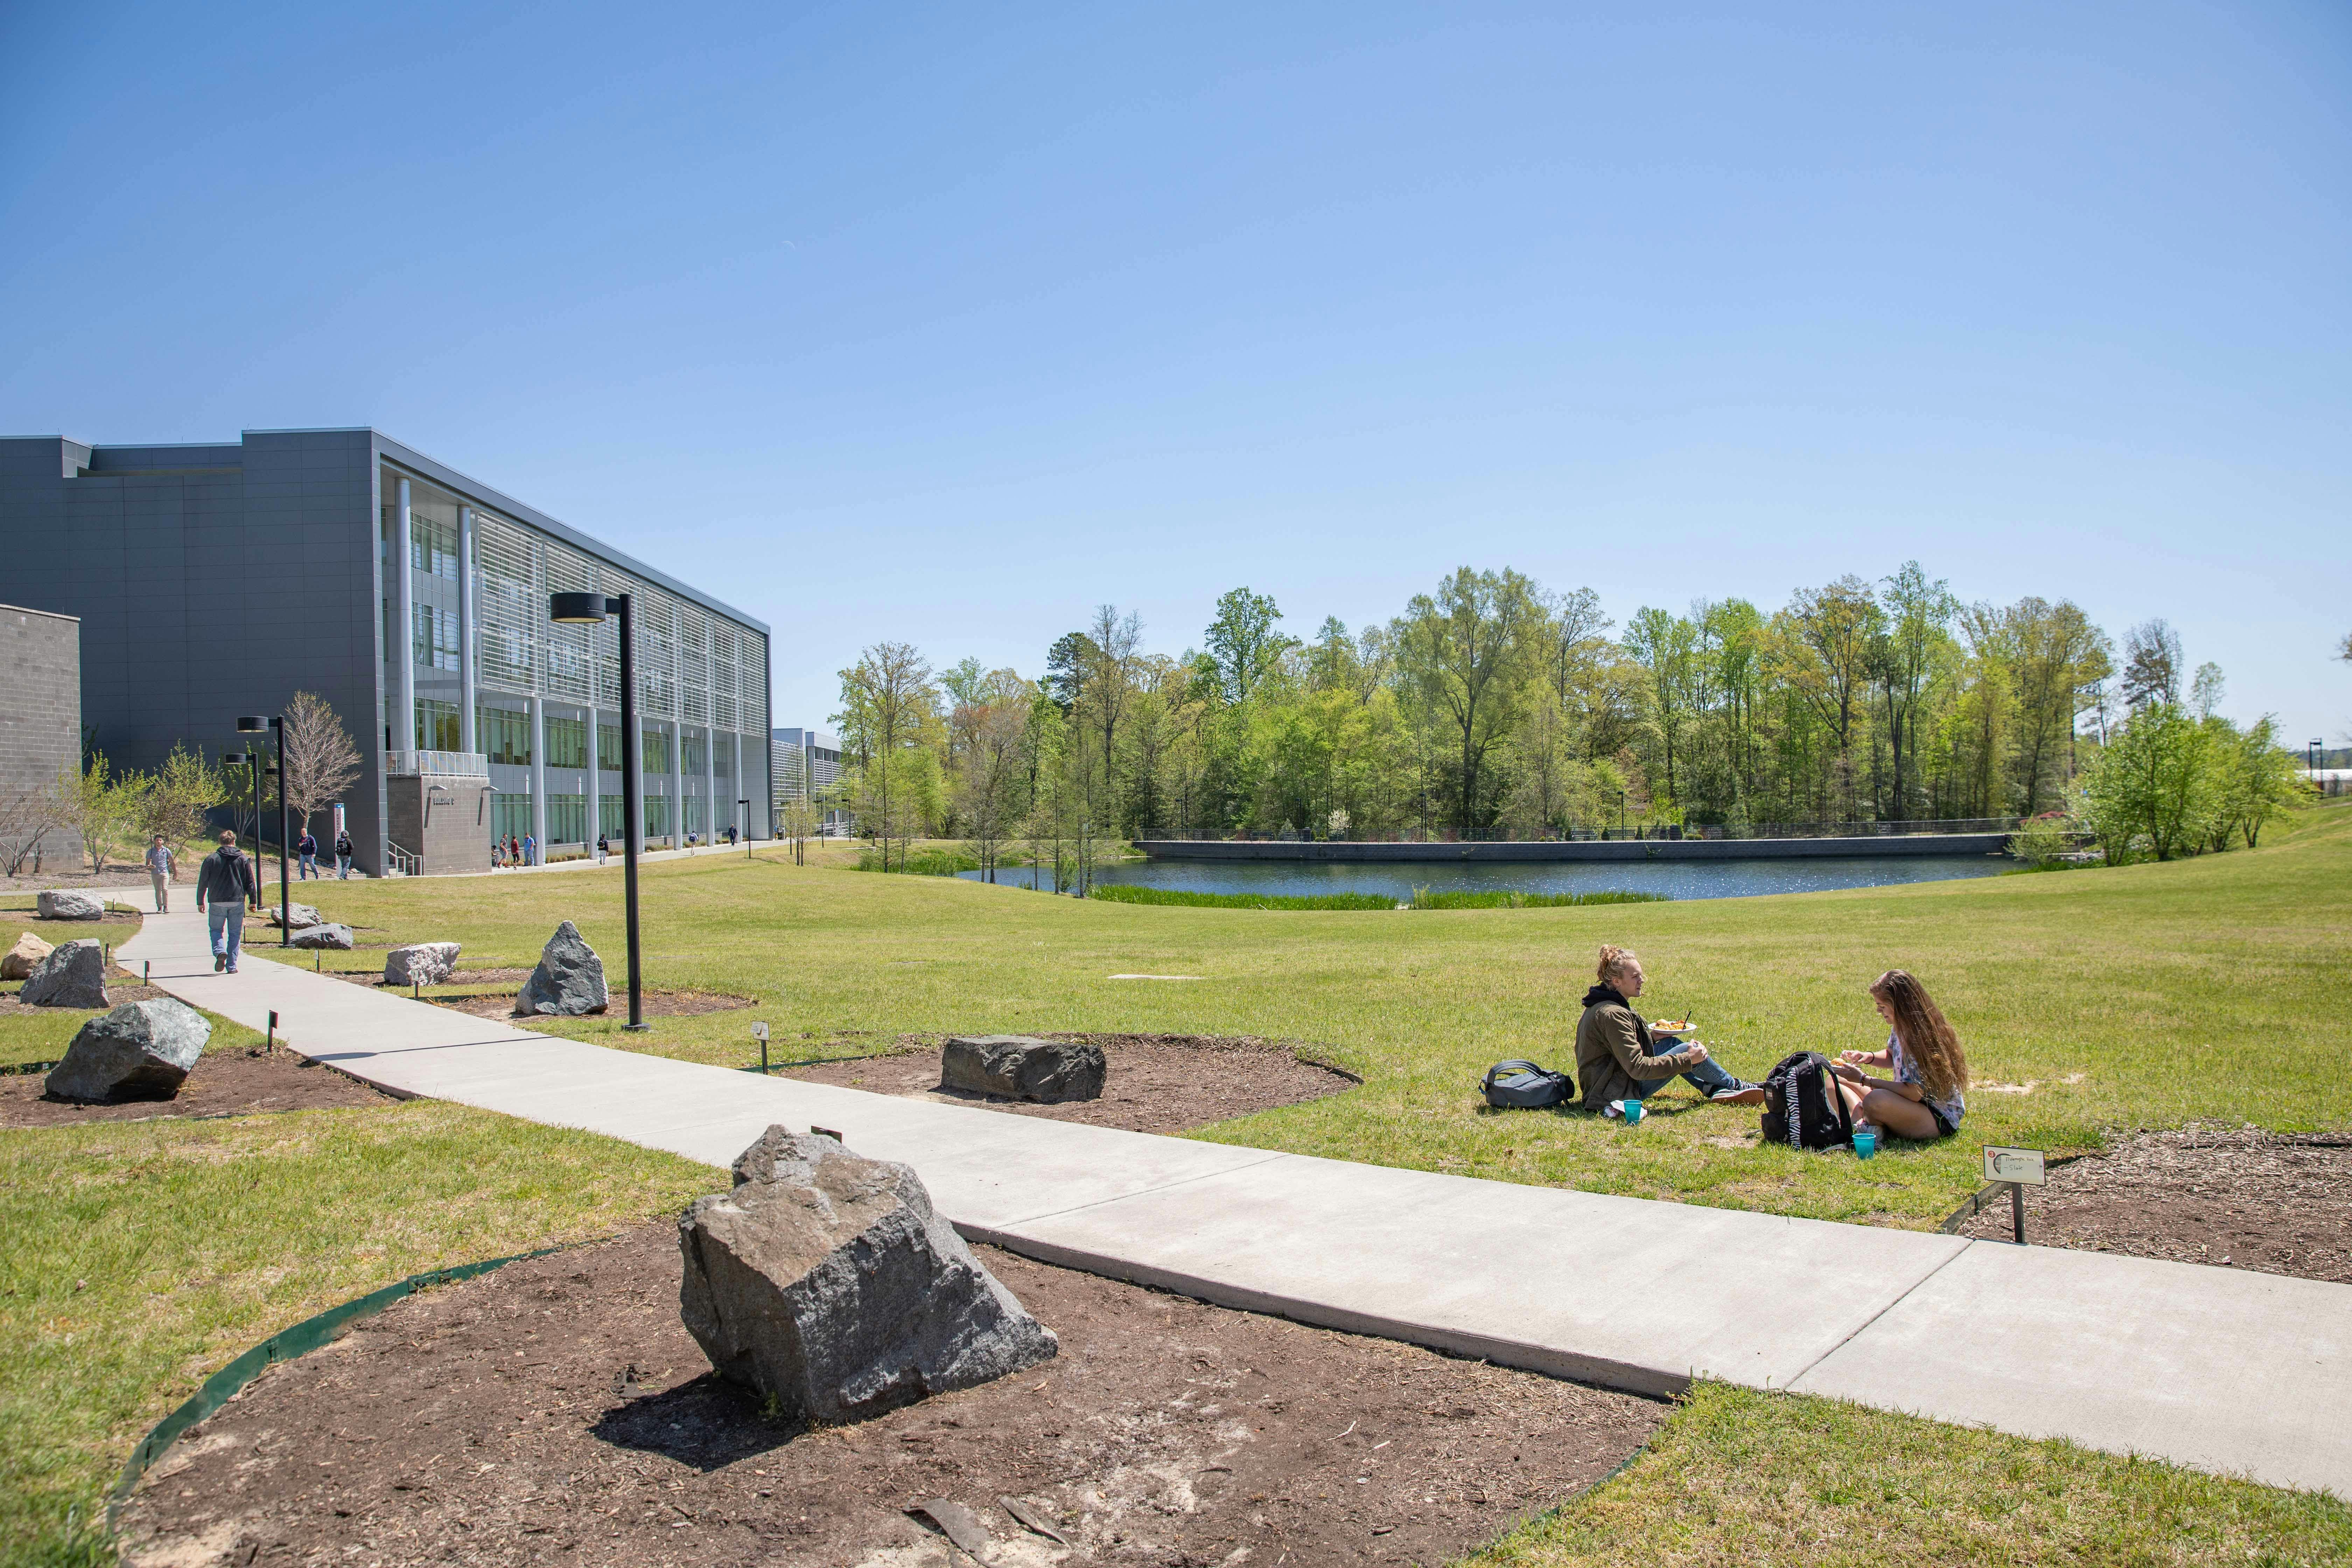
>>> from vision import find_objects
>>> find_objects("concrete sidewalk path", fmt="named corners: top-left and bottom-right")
top-left (110, 901), bottom-right (2352, 1500)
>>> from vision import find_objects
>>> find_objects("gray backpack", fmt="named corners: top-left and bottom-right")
top-left (1482, 1059), bottom-right (1573, 1109)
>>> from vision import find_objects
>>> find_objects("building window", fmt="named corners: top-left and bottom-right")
top-left (412, 604), bottom-right (459, 672)
top-left (545, 793), bottom-right (587, 845)
top-left (490, 795), bottom-right (533, 846)
top-left (684, 732), bottom-right (707, 775)
top-left (414, 699), bottom-right (460, 752)
top-left (545, 716), bottom-right (587, 771)
top-left (598, 722), bottom-right (623, 772)
top-left (600, 794), bottom-right (626, 839)
top-left (411, 514), bottom-right (461, 580)
top-left (478, 706), bottom-right (532, 766)
top-left (642, 727), bottom-right (670, 777)
top-left (644, 795), bottom-right (670, 839)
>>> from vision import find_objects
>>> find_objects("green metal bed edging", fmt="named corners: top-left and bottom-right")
top-left (105, 1244), bottom-right (568, 1534)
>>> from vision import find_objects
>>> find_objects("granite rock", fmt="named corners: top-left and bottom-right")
top-left (45, 998), bottom-right (211, 1102)
top-left (1, 931), bottom-right (54, 981)
top-left (678, 1127), bottom-right (1057, 1424)
top-left (288, 924), bottom-right (355, 950)
top-left (21, 938), bottom-right (108, 1008)
top-left (514, 920), bottom-right (608, 1015)
top-left (35, 891), bottom-right (105, 921)
top-left (940, 1035), bottom-right (1106, 1103)
top-left (384, 942), bottom-right (461, 987)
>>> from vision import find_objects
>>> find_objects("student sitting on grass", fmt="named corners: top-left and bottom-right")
top-left (1576, 944), bottom-right (1765, 1112)
top-left (1830, 968), bottom-right (1969, 1139)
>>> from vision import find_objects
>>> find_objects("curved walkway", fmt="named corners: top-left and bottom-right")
top-left (102, 892), bottom-right (2351, 1500)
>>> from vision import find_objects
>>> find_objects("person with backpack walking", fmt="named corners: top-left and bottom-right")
top-left (1575, 944), bottom-right (1763, 1113)
top-left (334, 828), bottom-right (354, 878)
top-left (1830, 969), bottom-right (1969, 1139)
top-left (195, 830), bottom-right (259, 973)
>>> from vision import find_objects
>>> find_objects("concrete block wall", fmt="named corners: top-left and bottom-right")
top-left (0, 602), bottom-right (84, 870)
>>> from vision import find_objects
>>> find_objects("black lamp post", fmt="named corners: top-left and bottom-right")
top-left (237, 714), bottom-right (290, 944)
top-left (737, 797), bottom-right (751, 859)
top-left (550, 592), bottom-right (646, 1031)
top-left (2314, 738), bottom-right (2325, 778)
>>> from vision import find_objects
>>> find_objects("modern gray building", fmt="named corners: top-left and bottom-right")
top-left (771, 726), bottom-right (851, 835)
top-left (0, 429), bottom-right (770, 874)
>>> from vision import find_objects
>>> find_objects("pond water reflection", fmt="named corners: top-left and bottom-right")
top-left (956, 853), bottom-right (2009, 902)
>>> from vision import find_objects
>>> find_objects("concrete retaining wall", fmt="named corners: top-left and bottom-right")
top-left (1134, 835), bottom-right (2012, 862)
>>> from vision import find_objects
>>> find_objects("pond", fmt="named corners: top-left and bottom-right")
top-left (956, 853), bottom-right (2011, 902)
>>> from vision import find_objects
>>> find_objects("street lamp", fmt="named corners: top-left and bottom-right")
top-left (237, 714), bottom-right (290, 943)
top-left (737, 797), bottom-right (751, 859)
top-left (550, 592), bottom-right (647, 1031)
top-left (2314, 738), bottom-right (2326, 777)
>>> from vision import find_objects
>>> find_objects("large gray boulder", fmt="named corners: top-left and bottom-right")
top-left (45, 998), bottom-right (211, 1102)
top-left (265, 901), bottom-right (324, 929)
top-left (679, 1128), bottom-right (1057, 1424)
top-left (288, 924), bottom-right (354, 950)
top-left (514, 920), bottom-right (607, 1015)
top-left (384, 942), bottom-right (461, 987)
top-left (20, 939), bottom-right (108, 1008)
top-left (941, 1035), bottom-right (1106, 1102)
top-left (2, 931), bottom-right (54, 981)
top-left (36, 891), bottom-right (105, 921)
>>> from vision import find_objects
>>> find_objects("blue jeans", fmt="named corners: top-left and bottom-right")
top-left (299, 852), bottom-right (318, 879)
top-left (336, 854), bottom-right (351, 878)
top-left (206, 901), bottom-right (245, 971)
top-left (1626, 1048), bottom-right (1746, 1101)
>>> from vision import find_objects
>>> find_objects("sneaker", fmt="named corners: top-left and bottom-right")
top-left (1711, 1082), bottom-right (1767, 1104)
top-left (214, 954), bottom-right (225, 972)
top-left (225, 965), bottom-right (237, 974)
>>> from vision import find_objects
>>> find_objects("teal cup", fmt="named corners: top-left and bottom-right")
top-left (1623, 1099), bottom-right (1645, 1125)
top-left (1852, 1130), bottom-right (1877, 1158)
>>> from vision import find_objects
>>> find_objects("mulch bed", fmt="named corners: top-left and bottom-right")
top-left (0, 978), bottom-right (174, 1016)
top-left (1960, 1125), bottom-right (2352, 1283)
top-left (0, 1047), bottom-right (398, 1128)
top-left (120, 1222), bottom-right (1662, 1567)
top-left (780, 1035), bottom-right (1359, 1136)
top-left (434, 990), bottom-right (755, 1021)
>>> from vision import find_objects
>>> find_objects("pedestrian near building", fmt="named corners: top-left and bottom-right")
top-left (296, 828), bottom-right (319, 880)
top-left (145, 835), bottom-right (176, 913)
top-left (596, 832), bottom-right (609, 866)
top-left (523, 832), bottom-right (537, 867)
top-left (334, 828), bottom-right (354, 878)
top-left (195, 831), bottom-right (259, 974)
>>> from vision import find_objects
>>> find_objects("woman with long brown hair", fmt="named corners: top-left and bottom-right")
top-left (1830, 969), bottom-right (1969, 1139)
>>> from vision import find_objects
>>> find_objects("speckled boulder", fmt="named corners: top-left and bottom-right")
top-left (384, 942), bottom-right (460, 987)
top-left (21, 938), bottom-right (107, 1008)
top-left (46, 998), bottom-right (210, 1101)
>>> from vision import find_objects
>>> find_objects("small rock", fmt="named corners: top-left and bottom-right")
top-left (46, 998), bottom-right (211, 1101)
top-left (35, 891), bottom-right (105, 921)
top-left (514, 920), bottom-right (607, 1016)
top-left (679, 1127), bottom-right (1057, 1424)
top-left (20, 939), bottom-right (108, 1008)
top-left (384, 942), bottom-right (461, 987)
top-left (940, 1035), bottom-right (1106, 1103)
top-left (1, 931), bottom-right (54, 981)
top-left (288, 924), bottom-right (355, 951)
top-left (265, 902), bottom-right (324, 929)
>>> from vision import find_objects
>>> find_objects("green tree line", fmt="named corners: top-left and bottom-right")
top-left (829, 565), bottom-right (2307, 856)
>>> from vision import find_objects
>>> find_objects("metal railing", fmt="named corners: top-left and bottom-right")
top-left (387, 750), bottom-right (489, 778)
top-left (1140, 817), bottom-right (2024, 845)
top-left (386, 841), bottom-right (422, 877)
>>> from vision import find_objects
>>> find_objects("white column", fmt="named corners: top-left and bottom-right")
top-left (704, 724), bottom-right (716, 844)
top-left (732, 732), bottom-right (744, 840)
top-left (629, 709), bottom-right (644, 850)
top-left (394, 477), bottom-right (415, 751)
top-left (528, 696), bottom-right (547, 858)
top-left (457, 506), bottom-right (477, 754)
top-left (584, 701), bottom-right (600, 847)
top-left (671, 719), bottom-right (684, 846)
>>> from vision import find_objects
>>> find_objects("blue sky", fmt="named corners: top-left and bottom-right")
top-left (4, 2), bottom-right (2347, 743)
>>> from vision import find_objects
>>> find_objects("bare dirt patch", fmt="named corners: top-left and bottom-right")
top-left (0, 1047), bottom-right (398, 1128)
top-left (781, 1035), bottom-right (1359, 1135)
top-left (1959, 1125), bottom-right (2352, 1283)
top-left (120, 1222), bottom-right (1661, 1568)
top-left (0, 977), bottom-right (175, 1016)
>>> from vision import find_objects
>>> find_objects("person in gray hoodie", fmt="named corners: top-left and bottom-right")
top-left (195, 831), bottom-right (260, 973)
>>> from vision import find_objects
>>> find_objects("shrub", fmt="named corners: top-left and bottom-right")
top-left (1084, 884), bottom-right (1396, 910)
top-left (1409, 888), bottom-right (1670, 909)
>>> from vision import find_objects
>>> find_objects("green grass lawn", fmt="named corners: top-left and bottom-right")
top-left (288, 800), bottom-right (2352, 1228)
top-left (6, 808), bottom-right (2348, 1565)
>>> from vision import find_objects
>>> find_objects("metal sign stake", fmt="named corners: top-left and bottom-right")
top-left (753, 1020), bottom-right (769, 1075)
top-left (1982, 1146), bottom-right (2046, 1245)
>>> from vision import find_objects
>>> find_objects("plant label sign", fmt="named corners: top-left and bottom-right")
top-left (1982, 1146), bottom-right (2046, 1186)
top-left (751, 1022), bottom-right (769, 1041)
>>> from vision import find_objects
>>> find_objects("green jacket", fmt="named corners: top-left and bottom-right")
top-left (1574, 987), bottom-right (1693, 1111)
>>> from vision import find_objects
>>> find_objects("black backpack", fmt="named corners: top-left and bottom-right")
top-left (1759, 1051), bottom-right (1854, 1149)
top-left (1482, 1059), bottom-right (1573, 1109)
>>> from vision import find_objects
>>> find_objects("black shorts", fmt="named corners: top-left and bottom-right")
top-left (1926, 1104), bottom-right (1959, 1139)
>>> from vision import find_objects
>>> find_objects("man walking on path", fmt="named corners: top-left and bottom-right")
top-left (296, 828), bottom-right (320, 879)
top-left (195, 831), bottom-right (259, 974)
top-left (523, 831), bottom-right (537, 867)
top-left (145, 835), bottom-right (176, 913)
top-left (334, 828), bottom-right (354, 878)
